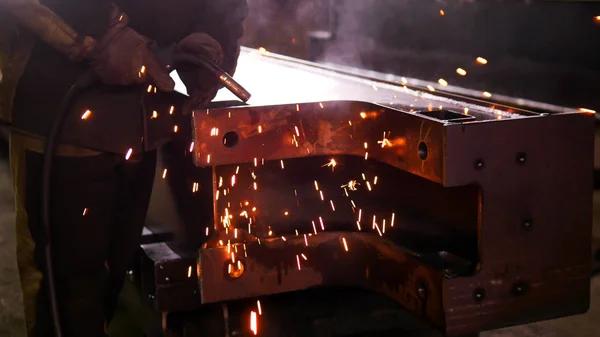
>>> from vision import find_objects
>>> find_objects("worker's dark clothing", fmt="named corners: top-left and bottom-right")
top-left (10, 132), bottom-right (157, 336)
top-left (4, 0), bottom-right (248, 336)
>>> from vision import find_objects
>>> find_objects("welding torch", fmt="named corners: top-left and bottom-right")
top-left (173, 52), bottom-right (252, 103)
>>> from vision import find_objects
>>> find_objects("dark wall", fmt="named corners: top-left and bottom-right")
top-left (243, 0), bottom-right (600, 110)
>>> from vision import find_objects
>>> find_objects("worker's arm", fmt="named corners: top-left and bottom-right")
top-left (0, 0), bottom-right (96, 61)
top-left (0, 0), bottom-right (174, 91)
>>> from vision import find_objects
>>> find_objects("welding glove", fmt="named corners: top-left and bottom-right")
top-left (90, 5), bottom-right (175, 92)
top-left (172, 32), bottom-right (224, 114)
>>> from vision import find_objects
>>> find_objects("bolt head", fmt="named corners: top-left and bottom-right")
top-left (473, 288), bottom-right (486, 302)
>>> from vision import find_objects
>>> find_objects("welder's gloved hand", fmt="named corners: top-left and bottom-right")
top-left (91, 5), bottom-right (175, 92)
top-left (172, 32), bottom-right (224, 114)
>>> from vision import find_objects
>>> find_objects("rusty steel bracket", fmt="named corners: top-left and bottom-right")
top-left (199, 231), bottom-right (446, 328)
top-left (191, 51), bottom-right (594, 336)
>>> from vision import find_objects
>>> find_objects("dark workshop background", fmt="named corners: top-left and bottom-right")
top-left (242, 0), bottom-right (600, 111)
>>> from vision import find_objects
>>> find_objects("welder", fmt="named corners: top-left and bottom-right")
top-left (0, 0), bottom-right (248, 336)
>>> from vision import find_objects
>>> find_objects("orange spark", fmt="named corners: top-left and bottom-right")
top-left (81, 110), bottom-right (92, 120)
top-left (456, 68), bottom-right (467, 76)
top-left (342, 180), bottom-right (358, 191)
top-left (476, 57), bottom-right (488, 65)
top-left (578, 108), bottom-right (596, 114)
top-left (125, 148), bottom-right (133, 160)
top-left (250, 311), bottom-right (258, 335)
top-left (322, 158), bottom-right (337, 171)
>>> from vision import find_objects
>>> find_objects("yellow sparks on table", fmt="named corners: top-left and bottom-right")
top-left (378, 132), bottom-right (392, 148)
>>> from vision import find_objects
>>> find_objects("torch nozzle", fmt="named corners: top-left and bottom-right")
top-left (176, 53), bottom-right (252, 103)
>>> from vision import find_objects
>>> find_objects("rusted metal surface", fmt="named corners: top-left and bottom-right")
top-left (199, 232), bottom-right (447, 329)
top-left (193, 101), bottom-right (446, 183)
top-left (191, 49), bottom-right (595, 336)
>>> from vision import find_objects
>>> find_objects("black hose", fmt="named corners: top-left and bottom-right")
top-left (42, 70), bottom-right (97, 337)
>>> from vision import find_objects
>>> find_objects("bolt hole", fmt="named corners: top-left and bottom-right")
top-left (223, 132), bottom-right (239, 148)
top-left (475, 159), bottom-right (484, 170)
top-left (418, 142), bottom-right (428, 160)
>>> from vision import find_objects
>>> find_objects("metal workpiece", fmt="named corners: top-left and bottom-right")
top-left (187, 49), bottom-right (595, 336)
top-left (199, 232), bottom-right (447, 329)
